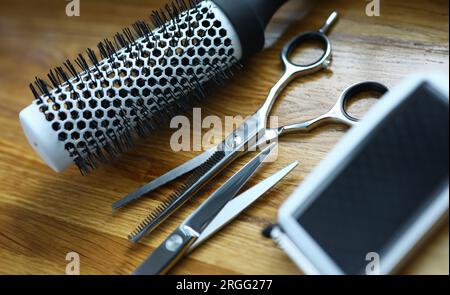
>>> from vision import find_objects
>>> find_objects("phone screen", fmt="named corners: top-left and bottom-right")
top-left (297, 83), bottom-right (449, 274)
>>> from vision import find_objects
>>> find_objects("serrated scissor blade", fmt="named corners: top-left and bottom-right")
top-left (127, 150), bottom-right (227, 242)
top-left (112, 148), bottom-right (216, 209)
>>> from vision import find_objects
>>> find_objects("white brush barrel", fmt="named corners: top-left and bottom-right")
top-left (19, 2), bottom-right (243, 173)
top-left (20, 103), bottom-right (74, 172)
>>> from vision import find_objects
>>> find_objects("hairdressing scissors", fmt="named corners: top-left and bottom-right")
top-left (115, 11), bottom-right (389, 242)
top-left (133, 144), bottom-right (298, 275)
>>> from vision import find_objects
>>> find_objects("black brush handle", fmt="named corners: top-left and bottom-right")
top-left (213, 0), bottom-right (288, 58)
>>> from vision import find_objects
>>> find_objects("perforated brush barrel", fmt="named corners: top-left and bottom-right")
top-left (19, 0), bottom-right (286, 173)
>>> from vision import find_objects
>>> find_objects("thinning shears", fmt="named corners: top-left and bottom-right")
top-left (133, 144), bottom-right (297, 274)
top-left (114, 11), bottom-right (389, 242)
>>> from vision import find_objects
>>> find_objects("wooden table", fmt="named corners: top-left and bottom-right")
top-left (0, 0), bottom-right (448, 275)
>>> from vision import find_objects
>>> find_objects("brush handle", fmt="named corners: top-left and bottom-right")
top-left (213, 0), bottom-right (287, 57)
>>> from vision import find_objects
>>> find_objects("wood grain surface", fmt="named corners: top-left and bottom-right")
top-left (0, 0), bottom-right (448, 275)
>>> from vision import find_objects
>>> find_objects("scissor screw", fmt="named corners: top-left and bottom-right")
top-left (165, 234), bottom-right (183, 252)
top-left (233, 136), bottom-right (242, 145)
top-left (226, 135), bottom-right (242, 149)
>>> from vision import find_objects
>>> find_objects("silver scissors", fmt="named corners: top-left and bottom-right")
top-left (115, 11), bottom-right (389, 242)
top-left (133, 144), bottom-right (298, 275)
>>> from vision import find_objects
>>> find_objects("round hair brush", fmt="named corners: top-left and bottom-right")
top-left (19, 0), bottom-right (287, 174)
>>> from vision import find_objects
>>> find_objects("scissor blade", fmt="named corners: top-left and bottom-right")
top-left (112, 148), bottom-right (216, 209)
top-left (131, 144), bottom-right (275, 275)
top-left (190, 161), bottom-right (298, 250)
top-left (183, 143), bottom-right (276, 233)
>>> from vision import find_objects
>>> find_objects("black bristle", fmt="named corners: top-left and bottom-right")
top-left (189, 0), bottom-right (199, 11)
top-left (63, 60), bottom-right (80, 81)
top-left (100, 38), bottom-right (117, 61)
top-left (74, 53), bottom-right (89, 73)
top-left (166, 3), bottom-right (179, 24)
top-left (149, 11), bottom-right (162, 30)
top-left (114, 32), bottom-right (129, 52)
top-left (55, 66), bottom-right (69, 83)
top-left (34, 78), bottom-right (56, 103)
top-left (86, 48), bottom-right (105, 81)
top-left (176, 0), bottom-right (188, 11)
top-left (30, 83), bottom-right (43, 103)
top-left (122, 27), bottom-right (136, 47)
top-left (86, 48), bottom-right (99, 67)
top-left (75, 53), bottom-right (96, 84)
top-left (132, 21), bottom-right (144, 39)
top-left (47, 69), bottom-right (62, 91)
top-left (97, 41), bottom-right (109, 61)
